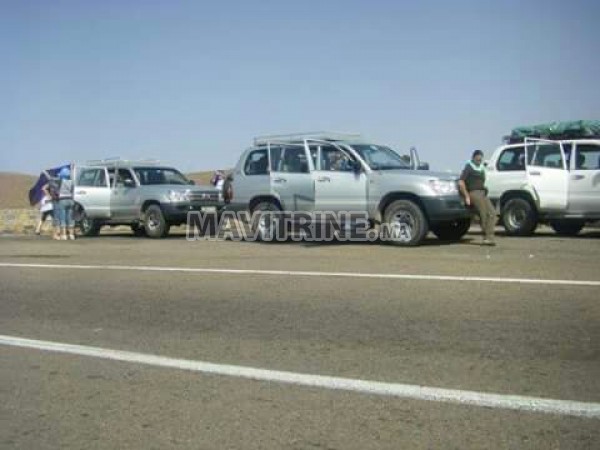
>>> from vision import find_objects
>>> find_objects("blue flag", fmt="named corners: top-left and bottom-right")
top-left (28, 164), bottom-right (71, 206)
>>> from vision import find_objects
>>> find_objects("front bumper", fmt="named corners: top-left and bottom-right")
top-left (421, 195), bottom-right (471, 223)
top-left (160, 202), bottom-right (225, 224)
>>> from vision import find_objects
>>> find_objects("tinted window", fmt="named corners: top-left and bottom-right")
top-left (134, 167), bottom-right (189, 185)
top-left (575, 144), bottom-right (600, 170)
top-left (244, 150), bottom-right (269, 175)
top-left (116, 169), bottom-right (137, 186)
top-left (497, 147), bottom-right (526, 171)
top-left (280, 146), bottom-right (309, 173)
top-left (78, 168), bottom-right (108, 187)
top-left (269, 146), bottom-right (283, 172)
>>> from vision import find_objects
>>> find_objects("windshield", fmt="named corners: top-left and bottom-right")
top-left (350, 144), bottom-right (411, 170)
top-left (134, 167), bottom-right (190, 185)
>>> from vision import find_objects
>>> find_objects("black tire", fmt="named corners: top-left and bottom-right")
top-left (131, 223), bottom-right (146, 237)
top-left (382, 200), bottom-right (428, 246)
top-left (78, 210), bottom-right (101, 237)
top-left (501, 197), bottom-right (538, 236)
top-left (550, 220), bottom-right (585, 236)
top-left (144, 205), bottom-right (170, 238)
top-left (250, 200), bottom-right (282, 242)
top-left (431, 218), bottom-right (471, 241)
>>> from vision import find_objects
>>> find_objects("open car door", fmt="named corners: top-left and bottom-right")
top-left (524, 138), bottom-right (569, 211)
top-left (73, 166), bottom-right (111, 219)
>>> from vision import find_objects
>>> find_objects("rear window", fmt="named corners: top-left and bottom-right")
top-left (496, 147), bottom-right (527, 171)
top-left (244, 150), bottom-right (269, 175)
top-left (78, 168), bottom-right (108, 187)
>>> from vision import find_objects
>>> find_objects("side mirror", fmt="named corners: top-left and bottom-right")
top-left (124, 179), bottom-right (136, 188)
top-left (188, 179), bottom-right (196, 185)
top-left (418, 162), bottom-right (430, 171)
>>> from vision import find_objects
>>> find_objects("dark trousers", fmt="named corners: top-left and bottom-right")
top-left (470, 190), bottom-right (496, 241)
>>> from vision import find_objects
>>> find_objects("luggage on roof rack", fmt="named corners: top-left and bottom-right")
top-left (504, 120), bottom-right (600, 143)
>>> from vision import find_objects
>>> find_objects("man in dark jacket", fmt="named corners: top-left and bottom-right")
top-left (459, 150), bottom-right (496, 246)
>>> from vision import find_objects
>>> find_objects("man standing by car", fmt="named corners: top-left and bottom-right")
top-left (459, 150), bottom-right (496, 246)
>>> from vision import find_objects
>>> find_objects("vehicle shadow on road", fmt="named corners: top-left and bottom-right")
top-left (493, 229), bottom-right (600, 240)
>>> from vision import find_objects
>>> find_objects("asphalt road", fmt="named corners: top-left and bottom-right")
top-left (1, 228), bottom-right (599, 449)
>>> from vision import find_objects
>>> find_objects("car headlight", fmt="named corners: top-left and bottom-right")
top-left (168, 189), bottom-right (191, 202)
top-left (429, 179), bottom-right (458, 195)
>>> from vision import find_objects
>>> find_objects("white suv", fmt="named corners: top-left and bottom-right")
top-left (486, 138), bottom-right (600, 236)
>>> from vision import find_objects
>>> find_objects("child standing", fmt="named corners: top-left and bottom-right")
top-left (35, 191), bottom-right (54, 235)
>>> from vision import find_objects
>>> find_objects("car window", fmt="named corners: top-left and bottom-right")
top-left (116, 168), bottom-right (136, 186)
top-left (133, 167), bottom-right (189, 185)
top-left (320, 146), bottom-right (354, 172)
top-left (530, 143), bottom-right (565, 169)
top-left (574, 144), bottom-right (600, 170)
top-left (78, 168), bottom-right (108, 187)
top-left (497, 147), bottom-right (526, 171)
top-left (269, 146), bottom-right (283, 172)
top-left (279, 146), bottom-right (309, 173)
top-left (244, 149), bottom-right (269, 175)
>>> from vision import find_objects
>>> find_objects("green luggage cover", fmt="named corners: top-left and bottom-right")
top-left (507, 120), bottom-right (600, 143)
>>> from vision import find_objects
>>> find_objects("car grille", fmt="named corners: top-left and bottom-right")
top-left (189, 191), bottom-right (220, 203)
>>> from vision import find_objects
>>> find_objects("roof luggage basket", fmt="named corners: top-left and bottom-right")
top-left (84, 158), bottom-right (162, 167)
top-left (253, 131), bottom-right (362, 146)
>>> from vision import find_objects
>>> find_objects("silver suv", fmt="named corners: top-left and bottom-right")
top-left (73, 159), bottom-right (223, 238)
top-left (227, 133), bottom-right (471, 246)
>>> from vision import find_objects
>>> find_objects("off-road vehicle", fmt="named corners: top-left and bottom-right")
top-left (486, 121), bottom-right (600, 236)
top-left (72, 159), bottom-right (224, 238)
top-left (227, 132), bottom-right (471, 246)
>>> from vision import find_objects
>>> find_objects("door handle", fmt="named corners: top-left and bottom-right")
top-left (529, 171), bottom-right (541, 176)
top-left (317, 176), bottom-right (331, 182)
top-left (76, 190), bottom-right (87, 195)
top-left (571, 174), bottom-right (585, 180)
top-left (272, 178), bottom-right (287, 184)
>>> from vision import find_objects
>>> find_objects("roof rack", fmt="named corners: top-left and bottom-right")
top-left (84, 158), bottom-right (162, 167)
top-left (253, 131), bottom-right (363, 146)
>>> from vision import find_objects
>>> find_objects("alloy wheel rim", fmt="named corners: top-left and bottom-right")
top-left (390, 211), bottom-right (415, 241)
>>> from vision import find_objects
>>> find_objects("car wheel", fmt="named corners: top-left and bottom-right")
top-left (501, 197), bottom-right (538, 236)
top-left (144, 205), bottom-right (170, 238)
top-left (431, 218), bottom-right (471, 241)
top-left (78, 210), bottom-right (101, 237)
top-left (382, 200), bottom-right (428, 246)
top-left (550, 220), bottom-right (585, 236)
top-left (250, 200), bottom-right (282, 242)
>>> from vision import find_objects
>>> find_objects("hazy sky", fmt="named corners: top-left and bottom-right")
top-left (1, 0), bottom-right (598, 175)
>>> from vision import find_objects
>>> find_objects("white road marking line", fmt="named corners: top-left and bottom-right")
top-left (1, 335), bottom-right (599, 419)
top-left (0, 262), bottom-right (599, 287)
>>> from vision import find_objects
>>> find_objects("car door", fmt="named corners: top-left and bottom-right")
top-left (231, 148), bottom-right (271, 211)
top-left (525, 138), bottom-right (569, 211)
top-left (486, 145), bottom-right (528, 202)
top-left (568, 142), bottom-right (600, 215)
top-left (74, 166), bottom-right (111, 219)
top-left (311, 141), bottom-right (367, 213)
top-left (269, 144), bottom-right (314, 212)
top-left (111, 168), bottom-right (141, 220)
